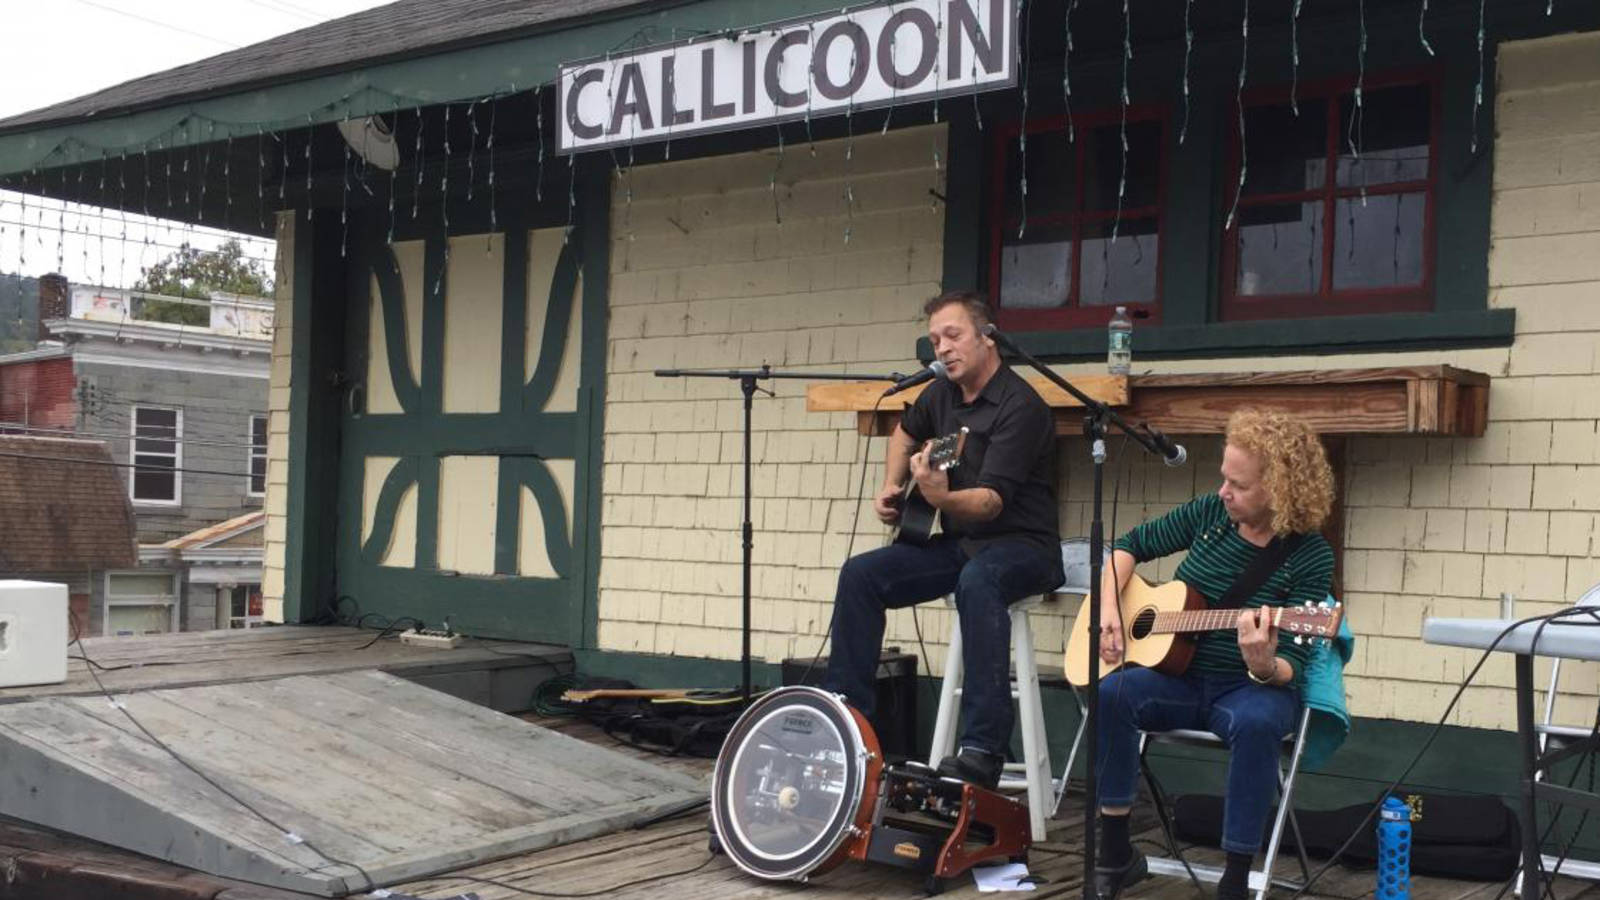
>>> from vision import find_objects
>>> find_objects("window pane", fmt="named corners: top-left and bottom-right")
top-left (252, 416), bottom-right (268, 446)
top-left (135, 437), bottom-right (176, 456)
top-left (134, 470), bottom-right (176, 501)
top-left (1236, 202), bottom-right (1323, 296)
top-left (1084, 121), bottom-right (1162, 212)
top-left (134, 453), bottom-right (174, 469)
top-left (999, 223), bottom-right (1073, 309)
top-left (135, 408), bottom-right (177, 435)
top-left (109, 604), bottom-right (172, 636)
top-left (1333, 191), bottom-right (1426, 290)
top-left (1242, 99), bottom-right (1327, 196)
top-left (1338, 84), bottom-right (1430, 188)
top-left (251, 457), bottom-right (268, 495)
top-left (1003, 128), bottom-right (1077, 222)
top-left (1080, 218), bottom-right (1158, 307)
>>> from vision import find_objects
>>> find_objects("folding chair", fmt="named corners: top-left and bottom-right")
top-left (1514, 583), bottom-right (1600, 894)
top-left (1139, 706), bottom-right (1317, 900)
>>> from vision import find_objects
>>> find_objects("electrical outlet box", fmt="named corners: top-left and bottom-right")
top-left (399, 628), bottom-right (463, 649)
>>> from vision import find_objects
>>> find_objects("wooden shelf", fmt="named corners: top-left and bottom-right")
top-left (807, 366), bottom-right (1490, 437)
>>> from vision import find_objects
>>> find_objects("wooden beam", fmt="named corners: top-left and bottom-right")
top-left (806, 373), bottom-right (1128, 412)
top-left (823, 366), bottom-right (1492, 437)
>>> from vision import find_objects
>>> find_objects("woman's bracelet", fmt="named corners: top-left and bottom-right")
top-left (1246, 660), bottom-right (1278, 685)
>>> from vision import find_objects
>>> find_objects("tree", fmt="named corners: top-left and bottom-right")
top-left (133, 239), bottom-right (273, 326)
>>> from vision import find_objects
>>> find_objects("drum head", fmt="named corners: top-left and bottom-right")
top-left (710, 686), bottom-right (873, 880)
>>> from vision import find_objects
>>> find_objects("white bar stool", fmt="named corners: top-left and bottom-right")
top-left (926, 592), bottom-right (1055, 842)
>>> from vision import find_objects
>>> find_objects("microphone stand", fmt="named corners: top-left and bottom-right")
top-left (978, 325), bottom-right (1181, 900)
top-left (653, 365), bottom-right (905, 706)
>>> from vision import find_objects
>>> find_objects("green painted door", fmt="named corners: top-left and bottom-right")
top-left (334, 186), bottom-right (607, 645)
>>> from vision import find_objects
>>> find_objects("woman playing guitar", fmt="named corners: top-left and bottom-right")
top-left (1092, 409), bottom-right (1336, 900)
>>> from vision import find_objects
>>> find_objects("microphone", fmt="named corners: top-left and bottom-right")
top-left (1144, 424), bottom-right (1188, 467)
top-left (882, 360), bottom-right (948, 396)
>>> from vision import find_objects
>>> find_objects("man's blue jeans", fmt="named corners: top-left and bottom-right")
top-left (822, 536), bottom-right (1062, 757)
top-left (1097, 666), bottom-right (1300, 855)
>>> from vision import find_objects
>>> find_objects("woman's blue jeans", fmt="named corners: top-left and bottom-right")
top-left (1096, 666), bottom-right (1300, 855)
top-left (822, 536), bottom-right (1062, 756)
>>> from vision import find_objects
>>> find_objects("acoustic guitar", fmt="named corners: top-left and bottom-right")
top-left (1062, 573), bottom-right (1343, 686)
top-left (890, 428), bottom-right (968, 545)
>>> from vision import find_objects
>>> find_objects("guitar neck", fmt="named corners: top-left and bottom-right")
top-left (1150, 607), bottom-right (1283, 635)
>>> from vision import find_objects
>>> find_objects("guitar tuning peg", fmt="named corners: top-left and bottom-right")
top-left (1294, 635), bottom-right (1305, 645)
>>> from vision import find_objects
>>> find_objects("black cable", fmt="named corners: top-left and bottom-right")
top-left (798, 391), bottom-right (887, 686)
top-left (66, 610), bottom-right (382, 895)
top-left (1285, 606), bottom-right (1600, 900)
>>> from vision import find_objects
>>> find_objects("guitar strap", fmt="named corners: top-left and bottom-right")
top-left (1214, 532), bottom-right (1306, 609)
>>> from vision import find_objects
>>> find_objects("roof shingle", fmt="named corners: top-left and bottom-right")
top-left (0, 436), bottom-right (138, 572)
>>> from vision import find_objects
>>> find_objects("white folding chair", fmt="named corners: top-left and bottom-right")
top-left (1514, 583), bottom-right (1600, 894)
top-left (1139, 710), bottom-right (1317, 900)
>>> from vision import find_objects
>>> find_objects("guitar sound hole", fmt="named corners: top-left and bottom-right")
top-left (1129, 608), bottom-right (1157, 640)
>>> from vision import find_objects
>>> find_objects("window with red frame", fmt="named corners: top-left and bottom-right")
top-left (990, 111), bottom-right (1165, 329)
top-left (1222, 76), bottom-right (1437, 319)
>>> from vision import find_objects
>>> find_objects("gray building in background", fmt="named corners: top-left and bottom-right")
top-left (0, 276), bottom-right (271, 635)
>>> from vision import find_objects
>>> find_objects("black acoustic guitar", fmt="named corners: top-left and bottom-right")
top-left (891, 428), bottom-right (968, 545)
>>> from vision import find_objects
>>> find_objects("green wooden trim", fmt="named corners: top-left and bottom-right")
top-left (360, 456), bottom-right (421, 564)
top-left (522, 238), bottom-right (582, 412)
top-left (938, 104), bottom-right (982, 295)
top-left (917, 308), bottom-right (1517, 364)
top-left (494, 458), bottom-right (522, 576)
top-left (495, 226), bottom-right (532, 576)
top-left (370, 245), bottom-right (423, 413)
top-left (512, 458), bottom-right (576, 580)
top-left (576, 156), bottom-right (611, 652)
top-left (338, 415), bottom-right (578, 457)
top-left (413, 235), bottom-right (448, 570)
top-left (282, 214), bottom-right (349, 623)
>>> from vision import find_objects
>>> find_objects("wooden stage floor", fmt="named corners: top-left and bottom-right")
top-left (383, 715), bottom-right (1600, 900)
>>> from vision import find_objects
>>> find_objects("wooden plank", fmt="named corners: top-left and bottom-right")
top-left (0, 626), bottom-right (571, 704)
top-left (836, 367), bottom-right (1491, 437)
top-left (807, 374), bottom-right (1129, 413)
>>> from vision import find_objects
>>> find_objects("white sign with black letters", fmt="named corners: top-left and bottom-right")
top-left (557, 0), bottom-right (1016, 153)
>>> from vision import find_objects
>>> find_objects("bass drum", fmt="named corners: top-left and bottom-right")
top-left (709, 686), bottom-right (883, 881)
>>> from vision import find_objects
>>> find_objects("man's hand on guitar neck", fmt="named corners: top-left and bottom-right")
top-left (907, 443), bottom-right (950, 506)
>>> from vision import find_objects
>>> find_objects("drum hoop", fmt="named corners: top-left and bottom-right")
top-left (710, 686), bottom-right (873, 881)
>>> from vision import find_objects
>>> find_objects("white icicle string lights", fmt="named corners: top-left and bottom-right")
top-left (1180, 0), bottom-right (1193, 143)
top-left (1225, 0), bottom-right (1250, 232)
top-left (1112, 0), bottom-right (1131, 244)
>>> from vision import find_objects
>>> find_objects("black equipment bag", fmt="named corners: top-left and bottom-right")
top-left (563, 677), bottom-right (744, 759)
top-left (1172, 788), bottom-right (1521, 881)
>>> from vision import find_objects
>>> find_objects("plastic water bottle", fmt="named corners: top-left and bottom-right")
top-left (1376, 795), bottom-right (1413, 900)
top-left (1107, 306), bottom-right (1133, 375)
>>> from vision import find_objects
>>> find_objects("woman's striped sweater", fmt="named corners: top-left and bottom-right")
top-left (1112, 493), bottom-right (1335, 681)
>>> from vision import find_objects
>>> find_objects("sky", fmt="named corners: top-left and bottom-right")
top-left (0, 0), bottom-right (392, 288)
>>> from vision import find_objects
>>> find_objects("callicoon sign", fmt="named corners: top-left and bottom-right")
top-left (557, 0), bottom-right (1017, 153)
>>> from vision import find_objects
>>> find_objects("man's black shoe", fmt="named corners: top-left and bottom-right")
top-left (934, 747), bottom-right (1004, 790)
top-left (1094, 848), bottom-right (1147, 900)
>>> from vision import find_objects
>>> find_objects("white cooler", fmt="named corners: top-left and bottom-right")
top-left (0, 581), bottom-right (69, 688)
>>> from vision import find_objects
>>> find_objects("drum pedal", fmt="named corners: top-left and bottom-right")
top-left (399, 628), bottom-right (462, 649)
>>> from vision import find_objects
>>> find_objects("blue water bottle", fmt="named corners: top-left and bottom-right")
top-left (1377, 796), bottom-right (1413, 900)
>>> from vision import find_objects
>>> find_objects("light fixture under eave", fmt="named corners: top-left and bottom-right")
top-left (336, 115), bottom-right (400, 171)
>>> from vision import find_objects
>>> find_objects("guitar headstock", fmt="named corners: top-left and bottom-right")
top-left (1279, 601), bottom-right (1343, 646)
top-left (925, 427), bottom-right (969, 472)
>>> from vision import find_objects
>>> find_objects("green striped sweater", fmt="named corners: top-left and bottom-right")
top-left (1112, 493), bottom-right (1334, 682)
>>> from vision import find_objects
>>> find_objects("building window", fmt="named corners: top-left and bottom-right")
top-left (130, 406), bottom-right (181, 504)
top-left (105, 571), bottom-right (177, 636)
top-left (248, 414), bottom-right (268, 497)
top-left (1222, 73), bottom-right (1437, 320)
top-left (223, 585), bottom-right (264, 629)
top-left (990, 108), bottom-right (1167, 330)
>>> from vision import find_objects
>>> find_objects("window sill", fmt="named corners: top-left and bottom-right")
top-left (917, 309), bottom-right (1515, 363)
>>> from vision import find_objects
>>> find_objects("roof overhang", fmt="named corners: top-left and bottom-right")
top-left (0, 0), bottom-right (853, 183)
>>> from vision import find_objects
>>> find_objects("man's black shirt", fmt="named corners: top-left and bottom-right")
top-left (899, 364), bottom-right (1060, 556)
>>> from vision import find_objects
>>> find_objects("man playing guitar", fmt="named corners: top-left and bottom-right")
top-left (1093, 409), bottom-right (1336, 900)
top-left (822, 291), bottom-right (1063, 790)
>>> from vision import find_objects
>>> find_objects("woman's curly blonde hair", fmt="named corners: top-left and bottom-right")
top-left (1224, 409), bottom-right (1334, 535)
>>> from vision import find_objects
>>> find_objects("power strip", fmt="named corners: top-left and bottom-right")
top-left (399, 628), bottom-right (463, 649)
